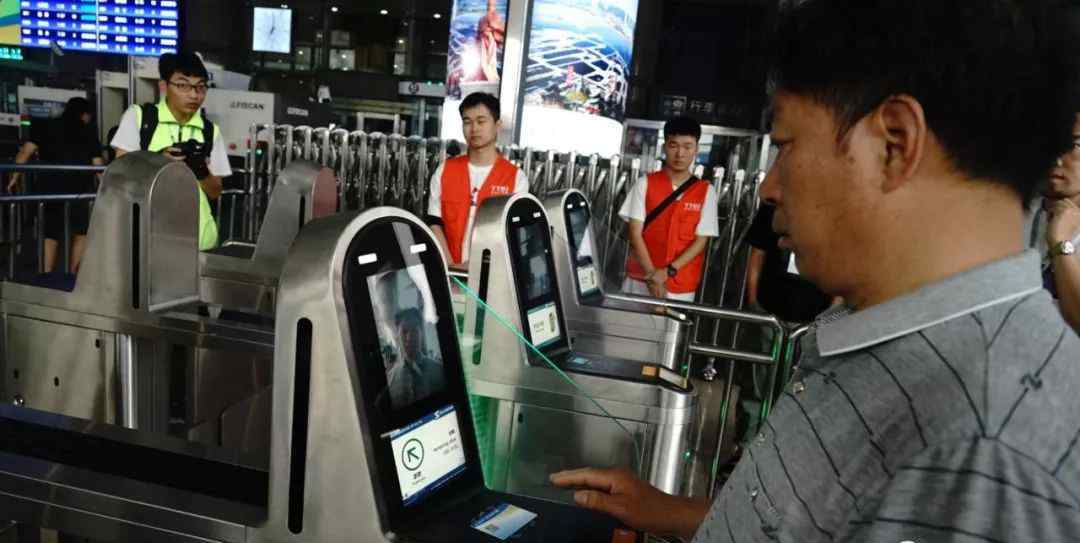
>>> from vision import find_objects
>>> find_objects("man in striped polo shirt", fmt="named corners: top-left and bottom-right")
top-left (551, 1), bottom-right (1080, 541)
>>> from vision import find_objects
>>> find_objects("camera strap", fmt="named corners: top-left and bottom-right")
top-left (643, 177), bottom-right (703, 230)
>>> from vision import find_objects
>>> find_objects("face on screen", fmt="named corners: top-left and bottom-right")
top-left (368, 265), bottom-right (446, 410)
top-left (516, 223), bottom-right (551, 301)
top-left (569, 209), bottom-right (588, 251)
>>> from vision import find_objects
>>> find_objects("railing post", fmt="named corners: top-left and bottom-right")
top-left (36, 202), bottom-right (45, 274)
top-left (63, 201), bottom-right (71, 273)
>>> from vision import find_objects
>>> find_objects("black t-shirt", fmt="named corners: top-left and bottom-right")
top-left (747, 205), bottom-right (792, 279)
top-left (26, 119), bottom-right (101, 194)
top-left (746, 205), bottom-right (831, 322)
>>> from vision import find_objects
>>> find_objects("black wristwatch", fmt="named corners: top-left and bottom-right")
top-left (667, 264), bottom-right (678, 277)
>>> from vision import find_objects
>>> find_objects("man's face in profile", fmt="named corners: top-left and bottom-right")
top-left (1047, 114), bottom-right (1080, 201)
top-left (760, 91), bottom-right (882, 297)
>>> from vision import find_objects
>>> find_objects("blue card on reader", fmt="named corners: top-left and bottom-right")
top-left (470, 502), bottom-right (538, 540)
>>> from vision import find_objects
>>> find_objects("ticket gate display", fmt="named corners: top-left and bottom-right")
top-left (543, 189), bottom-right (690, 370)
top-left (0, 207), bottom-right (623, 542)
top-left (460, 193), bottom-right (696, 501)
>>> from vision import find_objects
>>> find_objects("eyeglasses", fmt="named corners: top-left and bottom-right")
top-left (167, 81), bottom-right (208, 95)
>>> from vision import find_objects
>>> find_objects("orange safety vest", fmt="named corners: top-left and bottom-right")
top-left (626, 171), bottom-right (710, 294)
top-left (440, 155), bottom-right (518, 264)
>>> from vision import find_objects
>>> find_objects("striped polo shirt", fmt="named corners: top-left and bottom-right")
top-left (694, 250), bottom-right (1080, 542)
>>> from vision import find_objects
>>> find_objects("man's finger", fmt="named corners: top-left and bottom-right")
top-left (549, 468), bottom-right (617, 493)
top-left (572, 490), bottom-right (629, 520)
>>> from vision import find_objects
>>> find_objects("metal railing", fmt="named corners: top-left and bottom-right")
top-left (0, 164), bottom-right (103, 278)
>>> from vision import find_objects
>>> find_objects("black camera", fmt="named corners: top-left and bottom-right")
top-left (172, 139), bottom-right (210, 179)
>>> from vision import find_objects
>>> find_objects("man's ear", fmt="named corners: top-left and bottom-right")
top-left (873, 94), bottom-right (927, 193)
top-left (158, 80), bottom-right (168, 98)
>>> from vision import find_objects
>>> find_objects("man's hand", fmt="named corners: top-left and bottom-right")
top-left (1046, 198), bottom-right (1080, 247)
top-left (550, 467), bottom-right (709, 540)
top-left (199, 175), bottom-right (223, 200)
top-left (7, 175), bottom-right (20, 193)
top-left (645, 268), bottom-right (667, 299)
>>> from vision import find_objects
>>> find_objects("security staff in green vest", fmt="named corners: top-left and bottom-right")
top-left (110, 52), bottom-right (230, 250)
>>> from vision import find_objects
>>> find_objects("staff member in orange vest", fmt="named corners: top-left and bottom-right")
top-left (619, 117), bottom-right (720, 301)
top-left (427, 92), bottom-right (529, 269)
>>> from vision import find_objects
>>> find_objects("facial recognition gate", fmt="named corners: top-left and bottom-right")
top-left (542, 189), bottom-right (689, 370)
top-left (0, 208), bottom-right (622, 543)
top-left (460, 192), bottom-right (696, 501)
top-left (542, 188), bottom-right (791, 497)
top-left (200, 160), bottom-right (338, 317)
top-left (0, 153), bottom-right (276, 464)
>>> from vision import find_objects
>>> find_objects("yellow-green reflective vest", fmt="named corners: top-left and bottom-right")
top-left (133, 101), bottom-right (219, 250)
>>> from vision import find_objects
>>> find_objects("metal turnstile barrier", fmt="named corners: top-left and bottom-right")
top-left (460, 192), bottom-right (697, 501)
top-left (0, 206), bottom-right (624, 543)
top-left (201, 160), bottom-right (338, 316)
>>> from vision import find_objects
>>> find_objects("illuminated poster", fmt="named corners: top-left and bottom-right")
top-left (520, 0), bottom-right (639, 156)
top-left (446, 0), bottom-right (509, 100)
top-left (523, 0), bottom-right (638, 122)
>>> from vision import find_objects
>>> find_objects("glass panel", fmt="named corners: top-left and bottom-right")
top-left (451, 275), bottom-right (645, 486)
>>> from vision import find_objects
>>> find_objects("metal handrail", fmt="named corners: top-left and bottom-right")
top-left (0, 164), bottom-right (107, 173)
top-left (604, 292), bottom-right (782, 328)
top-left (0, 193), bottom-right (97, 202)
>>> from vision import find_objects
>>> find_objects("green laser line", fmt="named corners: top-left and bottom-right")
top-left (452, 276), bottom-right (643, 470)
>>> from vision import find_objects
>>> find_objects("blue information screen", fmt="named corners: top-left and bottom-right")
top-left (17, 0), bottom-right (179, 57)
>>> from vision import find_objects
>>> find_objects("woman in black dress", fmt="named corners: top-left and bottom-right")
top-left (8, 97), bottom-right (103, 274)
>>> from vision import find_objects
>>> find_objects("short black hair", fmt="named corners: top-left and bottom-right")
top-left (769, 0), bottom-right (1079, 205)
top-left (459, 92), bottom-right (500, 121)
top-left (664, 116), bottom-right (702, 142)
top-left (395, 308), bottom-right (423, 329)
top-left (159, 52), bottom-right (209, 82)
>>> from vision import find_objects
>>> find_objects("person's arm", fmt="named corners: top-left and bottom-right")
top-left (747, 247), bottom-right (767, 307)
top-left (627, 220), bottom-right (666, 298)
top-left (110, 106), bottom-right (142, 160)
top-left (91, 156), bottom-right (105, 184)
top-left (514, 169), bottom-right (530, 195)
top-left (1054, 254), bottom-right (1080, 331)
top-left (200, 127), bottom-right (231, 201)
top-left (670, 236), bottom-right (708, 271)
top-left (627, 220), bottom-right (655, 275)
top-left (8, 141), bottom-right (38, 192)
top-left (550, 468), bottom-right (710, 540)
top-left (431, 224), bottom-right (457, 268)
top-left (1047, 198), bottom-right (1080, 331)
top-left (199, 175), bottom-right (224, 200)
top-left (426, 166), bottom-right (460, 269)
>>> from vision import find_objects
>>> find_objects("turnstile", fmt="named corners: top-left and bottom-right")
top-left (0, 153), bottom-right (278, 460)
top-left (0, 207), bottom-right (623, 542)
top-left (543, 188), bottom-right (690, 369)
top-left (200, 160), bottom-right (337, 317)
top-left (1, 155), bottom-right (343, 462)
top-left (460, 192), bottom-right (696, 501)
